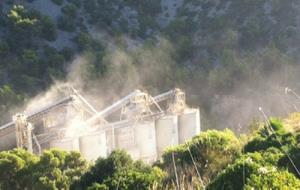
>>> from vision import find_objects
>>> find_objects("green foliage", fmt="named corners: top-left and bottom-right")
top-left (278, 146), bottom-right (300, 178)
top-left (87, 183), bottom-right (109, 190)
top-left (51, 0), bottom-right (64, 6)
top-left (245, 169), bottom-right (300, 190)
top-left (207, 150), bottom-right (287, 190)
top-left (74, 31), bottom-right (93, 50)
top-left (0, 149), bottom-right (88, 190)
top-left (67, 0), bottom-right (82, 8)
top-left (0, 85), bottom-right (25, 123)
top-left (40, 16), bottom-right (57, 41)
top-left (160, 129), bottom-right (241, 184)
top-left (62, 4), bottom-right (78, 17)
top-left (8, 5), bottom-right (37, 26)
top-left (244, 118), bottom-right (296, 153)
top-left (207, 117), bottom-right (300, 189)
top-left (0, 41), bottom-right (9, 57)
top-left (57, 15), bottom-right (76, 32)
top-left (71, 150), bottom-right (165, 190)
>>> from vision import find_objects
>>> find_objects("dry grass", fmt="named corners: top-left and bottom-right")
top-left (283, 112), bottom-right (300, 132)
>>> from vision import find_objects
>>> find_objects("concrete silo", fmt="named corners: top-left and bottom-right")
top-left (155, 115), bottom-right (179, 157)
top-left (79, 131), bottom-right (107, 161)
top-left (0, 128), bottom-right (16, 151)
top-left (112, 125), bottom-right (141, 160)
top-left (178, 108), bottom-right (200, 144)
top-left (134, 121), bottom-right (157, 162)
top-left (115, 126), bottom-right (135, 150)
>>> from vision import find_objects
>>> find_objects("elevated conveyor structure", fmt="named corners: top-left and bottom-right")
top-left (0, 88), bottom-right (200, 162)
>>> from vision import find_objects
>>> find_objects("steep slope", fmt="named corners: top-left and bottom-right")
top-left (1, 0), bottom-right (300, 131)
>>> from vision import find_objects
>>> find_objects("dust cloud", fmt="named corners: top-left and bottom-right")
top-left (5, 35), bottom-right (300, 134)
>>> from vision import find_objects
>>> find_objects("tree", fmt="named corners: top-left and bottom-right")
top-left (7, 5), bottom-right (40, 50)
top-left (0, 149), bottom-right (88, 190)
top-left (245, 169), bottom-right (300, 190)
top-left (51, 0), bottom-right (64, 6)
top-left (71, 150), bottom-right (165, 190)
top-left (160, 129), bottom-right (241, 185)
top-left (207, 150), bottom-right (286, 190)
top-left (0, 149), bottom-right (38, 190)
top-left (244, 118), bottom-right (296, 153)
top-left (62, 4), bottom-right (78, 17)
top-left (73, 31), bottom-right (92, 50)
top-left (0, 85), bottom-right (25, 123)
top-left (57, 15), bottom-right (76, 32)
top-left (40, 16), bottom-right (57, 41)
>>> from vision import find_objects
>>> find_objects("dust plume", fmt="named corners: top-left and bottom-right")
top-left (5, 35), bottom-right (300, 135)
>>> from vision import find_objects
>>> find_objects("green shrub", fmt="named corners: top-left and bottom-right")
top-left (160, 129), bottom-right (241, 185)
top-left (278, 146), bottom-right (300, 178)
top-left (207, 150), bottom-right (285, 190)
top-left (57, 15), bottom-right (76, 32)
top-left (62, 4), bottom-right (78, 17)
top-left (0, 149), bottom-right (87, 190)
top-left (51, 0), bottom-right (64, 6)
top-left (245, 169), bottom-right (300, 190)
top-left (245, 118), bottom-right (296, 153)
top-left (40, 16), bottom-right (57, 41)
top-left (71, 150), bottom-right (165, 190)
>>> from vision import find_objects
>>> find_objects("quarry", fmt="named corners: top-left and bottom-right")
top-left (0, 88), bottom-right (200, 163)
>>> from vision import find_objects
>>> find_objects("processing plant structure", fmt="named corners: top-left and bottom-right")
top-left (0, 88), bottom-right (200, 163)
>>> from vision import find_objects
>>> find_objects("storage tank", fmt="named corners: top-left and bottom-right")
top-left (113, 126), bottom-right (142, 160)
top-left (155, 115), bottom-right (179, 157)
top-left (134, 121), bottom-right (157, 161)
top-left (178, 108), bottom-right (200, 144)
top-left (115, 126), bottom-right (135, 150)
top-left (105, 128), bottom-right (114, 154)
top-left (79, 131), bottom-right (107, 161)
top-left (0, 128), bottom-right (17, 150)
top-left (49, 137), bottom-right (80, 151)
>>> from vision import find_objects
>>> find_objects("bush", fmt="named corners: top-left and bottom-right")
top-left (51, 0), bottom-right (64, 6)
top-left (245, 169), bottom-right (300, 189)
top-left (71, 150), bottom-right (165, 190)
top-left (0, 149), bottom-right (87, 190)
top-left (40, 16), bottom-right (57, 41)
top-left (160, 129), bottom-right (241, 185)
top-left (73, 31), bottom-right (92, 50)
top-left (57, 15), bottom-right (76, 32)
top-left (62, 4), bottom-right (78, 17)
top-left (207, 150), bottom-right (285, 190)
top-left (278, 146), bottom-right (300, 178)
top-left (245, 118), bottom-right (296, 153)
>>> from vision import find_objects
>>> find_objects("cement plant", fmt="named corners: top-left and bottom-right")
top-left (0, 88), bottom-right (200, 162)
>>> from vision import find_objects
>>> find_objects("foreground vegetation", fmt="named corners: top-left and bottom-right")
top-left (2, 114), bottom-right (300, 189)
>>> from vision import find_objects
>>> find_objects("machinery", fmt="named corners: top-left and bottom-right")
top-left (0, 88), bottom-right (200, 162)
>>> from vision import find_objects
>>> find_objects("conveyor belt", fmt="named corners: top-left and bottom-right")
top-left (0, 96), bottom-right (74, 132)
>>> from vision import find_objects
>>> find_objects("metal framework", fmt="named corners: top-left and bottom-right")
top-left (0, 88), bottom-right (187, 154)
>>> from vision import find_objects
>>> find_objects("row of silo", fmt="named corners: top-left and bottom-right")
top-left (155, 108), bottom-right (200, 157)
top-left (109, 121), bottom-right (158, 163)
top-left (48, 131), bottom-right (107, 161)
top-left (111, 108), bottom-right (200, 162)
top-left (0, 108), bottom-right (199, 163)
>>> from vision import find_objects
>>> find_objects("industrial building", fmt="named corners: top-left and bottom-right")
top-left (0, 88), bottom-right (200, 163)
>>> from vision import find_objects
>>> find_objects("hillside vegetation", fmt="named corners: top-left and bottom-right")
top-left (2, 115), bottom-right (300, 189)
top-left (0, 0), bottom-right (300, 129)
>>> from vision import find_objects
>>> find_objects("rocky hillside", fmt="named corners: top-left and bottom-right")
top-left (1, 0), bottom-right (300, 130)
